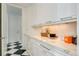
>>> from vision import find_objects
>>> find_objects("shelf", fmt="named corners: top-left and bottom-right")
top-left (32, 18), bottom-right (77, 28)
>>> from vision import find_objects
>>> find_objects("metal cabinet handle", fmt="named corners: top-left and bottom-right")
top-left (40, 44), bottom-right (50, 50)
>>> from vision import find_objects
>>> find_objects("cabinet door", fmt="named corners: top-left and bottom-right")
top-left (31, 39), bottom-right (45, 56)
top-left (39, 42), bottom-right (56, 56)
top-left (31, 43), bottom-right (45, 56)
top-left (31, 41), bottom-right (55, 56)
top-left (41, 47), bottom-right (55, 56)
top-left (45, 52), bottom-right (55, 56)
top-left (36, 4), bottom-right (58, 24)
top-left (27, 37), bottom-right (33, 55)
top-left (22, 35), bottom-right (32, 55)
top-left (57, 3), bottom-right (76, 18)
top-left (49, 46), bottom-right (69, 56)
top-left (31, 39), bottom-right (58, 56)
top-left (22, 34), bottom-right (29, 49)
top-left (22, 35), bottom-right (31, 51)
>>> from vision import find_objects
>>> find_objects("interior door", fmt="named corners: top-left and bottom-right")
top-left (7, 5), bottom-right (22, 43)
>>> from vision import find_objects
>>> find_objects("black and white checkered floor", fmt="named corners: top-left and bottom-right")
top-left (5, 41), bottom-right (30, 56)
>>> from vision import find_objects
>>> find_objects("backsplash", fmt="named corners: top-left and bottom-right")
top-left (40, 22), bottom-right (77, 40)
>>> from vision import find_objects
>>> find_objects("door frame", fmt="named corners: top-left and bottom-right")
top-left (2, 3), bottom-right (9, 56)
top-left (2, 3), bottom-right (23, 56)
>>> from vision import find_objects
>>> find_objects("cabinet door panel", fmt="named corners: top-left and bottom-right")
top-left (26, 37), bottom-right (33, 55)
top-left (57, 4), bottom-right (76, 18)
top-left (31, 44), bottom-right (45, 56)
top-left (46, 52), bottom-right (55, 56)
top-left (31, 39), bottom-right (53, 56)
top-left (22, 34), bottom-right (29, 49)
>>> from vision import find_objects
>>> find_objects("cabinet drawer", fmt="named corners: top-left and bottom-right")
top-left (40, 43), bottom-right (68, 56)
top-left (31, 37), bottom-right (70, 56)
top-left (40, 41), bottom-right (70, 56)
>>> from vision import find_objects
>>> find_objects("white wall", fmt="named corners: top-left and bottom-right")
top-left (40, 22), bottom-right (77, 40)
top-left (22, 5), bottom-right (37, 36)
top-left (77, 4), bottom-right (79, 56)
top-left (22, 3), bottom-right (58, 36)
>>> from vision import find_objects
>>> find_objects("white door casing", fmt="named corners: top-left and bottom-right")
top-left (2, 4), bottom-right (8, 56)
top-left (2, 4), bottom-right (22, 55)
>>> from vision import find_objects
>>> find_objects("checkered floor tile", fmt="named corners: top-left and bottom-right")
top-left (5, 41), bottom-right (30, 56)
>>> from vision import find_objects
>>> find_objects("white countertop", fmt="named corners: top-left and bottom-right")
top-left (26, 34), bottom-right (77, 56)
top-left (33, 36), bottom-right (77, 55)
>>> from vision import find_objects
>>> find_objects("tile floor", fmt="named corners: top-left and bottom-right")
top-left (6, 41), bottom-right (30, 56)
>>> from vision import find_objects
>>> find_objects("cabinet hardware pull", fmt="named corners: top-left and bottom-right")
top-left (40, 44), bottom-right (50, 50)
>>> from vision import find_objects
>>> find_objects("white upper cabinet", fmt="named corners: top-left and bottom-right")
top-left (34, 4), bottom-right (58, 24)
top-left (57, 3), bottom-right (76, 18)
top-left (35, 3), bottom-right (77, 24)
top-left (31, 4), bottom-right (77, 28)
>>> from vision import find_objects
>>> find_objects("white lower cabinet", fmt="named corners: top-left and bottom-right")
top-left (30, 38), bottom-right (55, 56)
top-left (45, 52), bottom-right (55, 56)
top-left (31, 42), bottom-right (45, 56)
top-left (22, 34), bottom-right (29, 49)
top-left (26, 36), bottom-right (69, 56)
top-left (26, 36), bottom-right (33, 55)
top-left (31, 39), bottom-right (46, 56)
top-left (40, 44), bottom-right (55, 56)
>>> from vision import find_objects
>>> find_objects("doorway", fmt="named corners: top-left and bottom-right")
top-left (5, 4), bottom-right (22, 56)
top-left (7, 5), bottom-right (22, 43)
top-left (2, 4), bottom-right (28, 56)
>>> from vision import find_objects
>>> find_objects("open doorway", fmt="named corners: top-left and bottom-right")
top-left (7, 5), bottom-right (22, 43)
top-left (2, 4), bottom-right (23, 56)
